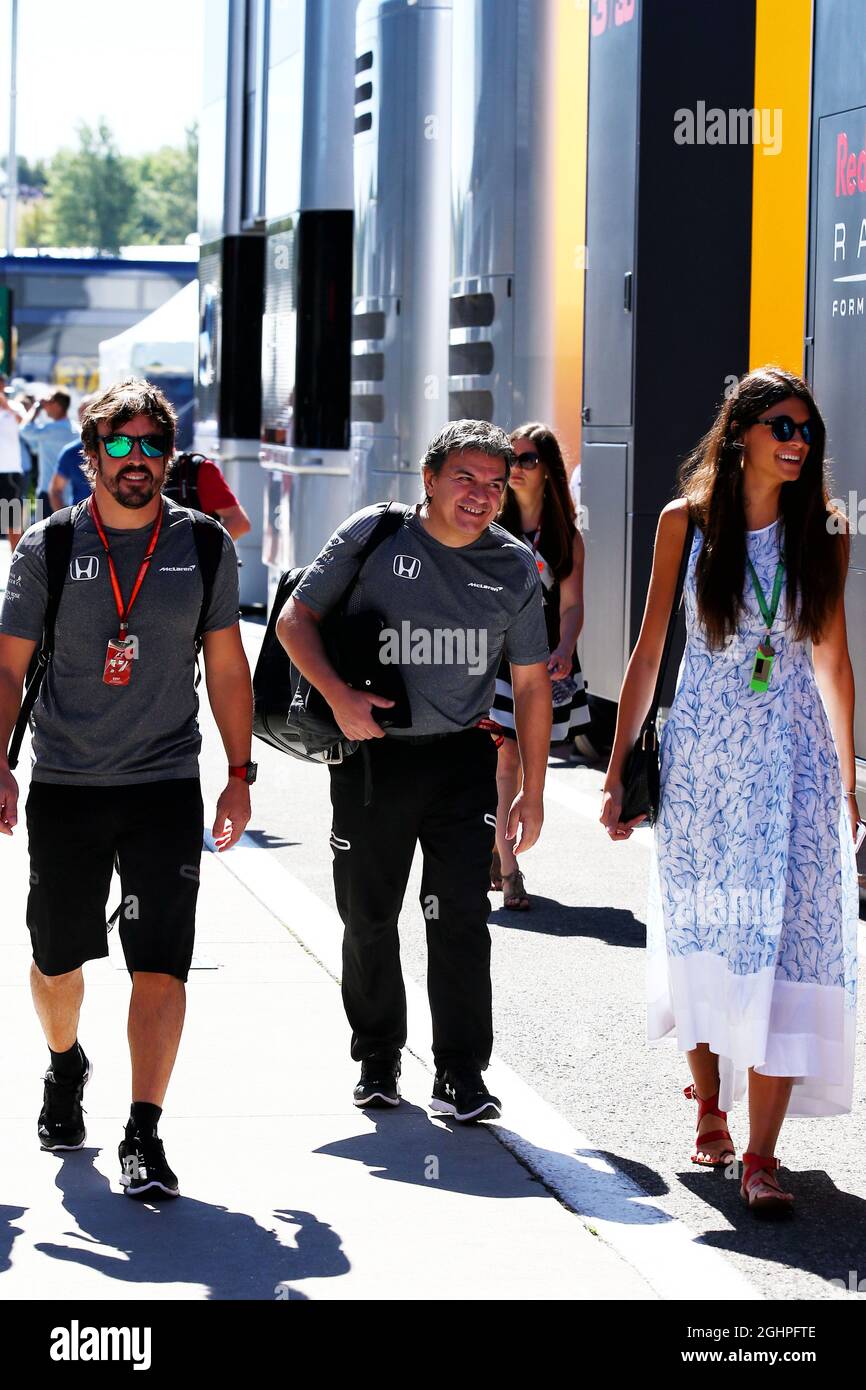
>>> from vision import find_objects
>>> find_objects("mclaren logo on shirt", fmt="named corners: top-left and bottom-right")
top-left (393, 554), bottom-right (421, 580)
top-left (70, 555), bottom-right (100, 581)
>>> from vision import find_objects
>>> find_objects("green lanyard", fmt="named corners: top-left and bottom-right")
top-left (746, 553), bottom-right (784, 692)
top-left (746, 555), bottom-right (785, 631)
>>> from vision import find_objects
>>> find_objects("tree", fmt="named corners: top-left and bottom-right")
top-left (18, 198), bottom-right (55, 249)
top-left (132, 125), bottom-right (198, 245)
top-left (1, 153), bottom-right (49, 193)
top-left (47, 121), bottom-right (138, 254)
top-left (10, 122), bottom-right (198, 252)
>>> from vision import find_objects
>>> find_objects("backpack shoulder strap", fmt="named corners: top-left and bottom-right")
top-left (343, 502), bottom-right (409, 604)
top-left (191, 514), bottom-right (228, 645)
top-left (365, 501), bottom-right (409, 553)
top-left (6, 502), bottom-right (82, 770)
top-left (354, 500), bottom-right (408, 569)
top-left (41, 503), bottom-right (80, 657)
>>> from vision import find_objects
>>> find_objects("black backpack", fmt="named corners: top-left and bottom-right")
top-left (7, 503), bottom-right (225, 769)
top-left (162, 453), bottom-right (212, 517)
top-left (253, 503), bottom-right (408, 765)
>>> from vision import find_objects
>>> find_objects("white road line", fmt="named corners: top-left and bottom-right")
top-left (207, 830), bottom-right (761, 1302)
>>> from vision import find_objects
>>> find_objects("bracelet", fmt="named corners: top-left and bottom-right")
top-left (845, 789), bottom-right (859, 798)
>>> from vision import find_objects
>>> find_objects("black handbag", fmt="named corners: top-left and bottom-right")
top-left (253, 504), bottom-right (410, 763)
top-left (619, 515), bottom-right (695, 825)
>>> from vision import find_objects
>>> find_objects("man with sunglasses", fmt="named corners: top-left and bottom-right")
top-left (0, 377), bottom-right (254, 1200)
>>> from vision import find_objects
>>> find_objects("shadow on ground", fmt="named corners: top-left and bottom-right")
top-left (489, 900), bottom-right (645, 947)
top-left (33, 1151), bottom-right (348, 1300)
top-left (0, 1206), bottom-right (27, 1274)
top-left (316, 1102), bottom-right (545, 1199)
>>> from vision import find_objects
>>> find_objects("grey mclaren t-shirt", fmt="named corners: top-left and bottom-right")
top-left (0, 498), bottom-right (240, 784)
top-left (293, 502), bottom-right (549, 737)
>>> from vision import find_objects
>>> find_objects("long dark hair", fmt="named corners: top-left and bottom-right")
top-left (499, 422), bottom-right (576, 580)
top-left (678, 365), bottom-right (844, 648)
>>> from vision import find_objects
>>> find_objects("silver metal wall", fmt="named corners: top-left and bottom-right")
top-left (196, 0), bottom-right (267, 605)
top-left (259, 0), bottom-right (356, 586)
top-left (449, 0), bottom-right (555, 434)
top-left (350, 0), bottom-right (452, 510)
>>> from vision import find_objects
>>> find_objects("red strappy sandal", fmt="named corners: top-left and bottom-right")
top-left (740, 1152), bottom-right (794, 1217)
top-left (684, 1083), bottom-right (736, 1167)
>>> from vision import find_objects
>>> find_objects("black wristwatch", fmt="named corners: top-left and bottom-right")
top-left (229, 761), bottom-right (258, 785)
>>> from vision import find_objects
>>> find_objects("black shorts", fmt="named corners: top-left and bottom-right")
top-left (26, 779), bottom-right (204, 981)
top-left (0, 472), bottom-right (24, 504)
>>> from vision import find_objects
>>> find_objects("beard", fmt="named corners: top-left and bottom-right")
top-left (99, 462), bottom-right (163, 509)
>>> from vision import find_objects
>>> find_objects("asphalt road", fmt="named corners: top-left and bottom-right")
top-left (201, 619), bottom-right (866, 1302)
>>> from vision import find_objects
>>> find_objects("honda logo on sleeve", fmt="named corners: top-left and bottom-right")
top-left (393, 554), bottom-right (421, 580)
top-left (70, 555), bottom-right (100, 581)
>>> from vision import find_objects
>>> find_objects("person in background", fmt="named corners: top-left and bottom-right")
top-left (15, 393), bottom-right (38, 520)
top-left (0, 377), bottom-right (27, 551)
top-left (489, 422), bottom-right (590, 910)
top-left (49, 394), bottom-right (97, 512)
top-left (162, 451), bottom-right (251, 542)
top-left (0, 374), bottom-right (26, 421)
top-left (19, 390), bottom-right (75, 518)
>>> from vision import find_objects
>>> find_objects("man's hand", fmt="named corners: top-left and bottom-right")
top-left (506, 790), bottom-right (543, 856)
top-left (0, 766), bottom-right (19, 836)
top-left (330, 687), bottom-right (395, 741)
top-left (212, 778), bottom-right (251, 852)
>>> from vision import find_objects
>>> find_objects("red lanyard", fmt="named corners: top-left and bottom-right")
top-left (524, 525), bottom-right (552, 589)
top-left (89, 498), bottom-right (163, 637)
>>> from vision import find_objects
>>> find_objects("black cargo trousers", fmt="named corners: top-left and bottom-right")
top-left (328, 727), bottom-right (499, 1071)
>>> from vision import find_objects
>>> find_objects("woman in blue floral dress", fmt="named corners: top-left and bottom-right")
top-left (600, 367), bottom-right (860, 1216)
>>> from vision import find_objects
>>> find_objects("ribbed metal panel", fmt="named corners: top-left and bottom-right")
top-left (261, 222), bottom-right (297, 444)
top-left (196, 243), bottom-right (223, 433)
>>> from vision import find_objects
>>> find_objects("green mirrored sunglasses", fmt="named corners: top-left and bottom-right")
top-left (100, 433), bottom-right (169, 459)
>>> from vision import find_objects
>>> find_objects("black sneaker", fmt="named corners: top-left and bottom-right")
top-left (118, 1126), bottom-right (180, 1199)
top-left (431, 1068), bottom-right (501, 1123)
top-left (353, 1055), bottom-right (401, 1108)
top-left (38, 1054), bottom-right (92, 1151)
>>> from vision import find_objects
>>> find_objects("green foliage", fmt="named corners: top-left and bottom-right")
top-left (1, 153), bottom-right (49, 191)
top-left (15, 121), bottom-right (199, 253)
top-left (18, 198), bottom-right (55, 249)
top-left (47, 121), bottom-right (139, 254)
top-left (134, 126), bottom-right (199, 245)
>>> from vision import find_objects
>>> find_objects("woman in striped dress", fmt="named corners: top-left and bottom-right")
top-left (490, 422), bottom-right (590, 909)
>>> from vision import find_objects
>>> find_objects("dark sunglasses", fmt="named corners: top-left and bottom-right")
top-left (99, 433), bottom-right (169, 459)
top-left (755, 415), bottom-right (814, 446)
top-left (512, 451), bottom-right (541, 470)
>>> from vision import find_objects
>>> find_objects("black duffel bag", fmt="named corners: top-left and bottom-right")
top-left (253, 503), bottom-right (409, 764)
